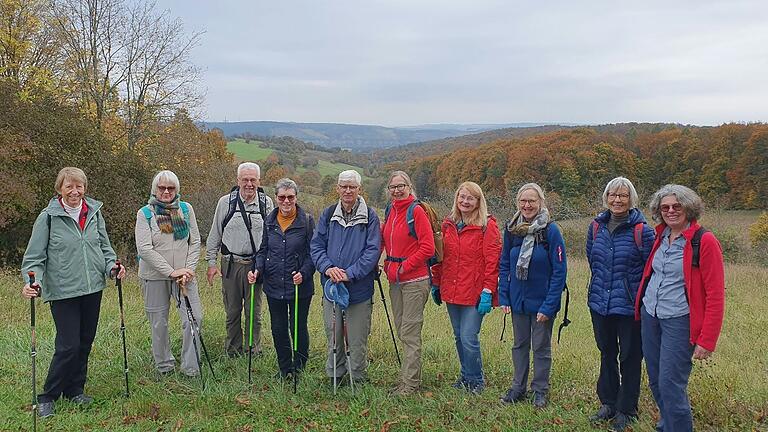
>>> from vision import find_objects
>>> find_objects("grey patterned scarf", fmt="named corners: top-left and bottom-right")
top-left (507, 208), bottom-right (550, 280)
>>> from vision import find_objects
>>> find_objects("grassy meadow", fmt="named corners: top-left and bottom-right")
top-left (1, 256), bottom-right (767, 431)
top-left (226, 139), bottom-right (274, 161)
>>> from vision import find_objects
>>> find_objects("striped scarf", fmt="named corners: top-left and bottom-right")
top-left (507, 208), bottom-right (550, 280)
top-left (148, 195), bottom-right (189, 240)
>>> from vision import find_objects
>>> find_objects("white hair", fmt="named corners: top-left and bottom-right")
top-left (602, 176), bottom-right (640, 209)
top-left (237, 162), bottom-right (261, 178)
top-left (337, 169), bottom-right (361, 186)
top-left (275, 178), bottom-right (299, 195)
top-left (151, 170), bottom-right (180, 195)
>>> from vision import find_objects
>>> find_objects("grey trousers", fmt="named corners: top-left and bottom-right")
top-left (390, 279), bottom-right (430, 388)
top-left (221, 260), bottom-right (263, 355)
top-left (323, 298), bottom-right (373, 380)
top-left (511, 312), bottom-right (554, 394)
top-left (141, 278), bottom-right (203, 376)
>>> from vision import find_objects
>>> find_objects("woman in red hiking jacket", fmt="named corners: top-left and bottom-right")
top-left (382, 170), bottom-right (435, 396)
top-left (431, 181), bottom-right (501, 394)
top-left (634, 184), bottom-right (725, 432)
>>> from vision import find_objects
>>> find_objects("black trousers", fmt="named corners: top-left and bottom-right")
top-left (39, 291), bottom-right (103, 403)
top-left (266, 295), bottom-right (312, 375)
top-left (590, 310), bottom-right (643, 416)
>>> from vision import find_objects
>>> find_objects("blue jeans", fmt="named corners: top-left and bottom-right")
top-left (641, 306), bottom-right (694, 432)
top-left (446, 303), bottom-right (485, 385)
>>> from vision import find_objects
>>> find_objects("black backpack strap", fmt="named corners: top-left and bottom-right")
top-left (557, 282), bottom-right (571, 344)
top-left (257, 186), bottom-right (267, 218)
top-left (691, 227), bottom-right (708, 268)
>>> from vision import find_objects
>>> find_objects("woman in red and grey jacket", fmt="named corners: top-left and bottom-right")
top-left (431, 181), bottom-right (501, 394)
top-left (382, 170), bottom-right (435, 396)
top-left (634, 184), bottom-right (725, 432)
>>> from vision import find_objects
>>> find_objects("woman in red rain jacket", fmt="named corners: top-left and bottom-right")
top-left (432, 181), bottom-right (501, 394)
top-left (382, 170), bottom-right (435, 396)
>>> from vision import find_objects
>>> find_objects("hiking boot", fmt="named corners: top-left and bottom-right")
top-left (589, 404), bottom-right (616, 423)
top-left (466, 381), bottom-right (485, 395)
top-left (609, 412), bottom-right (636, 432)
top-left (500, 388), bottom-right (527, 404)
top-left (391, 383), bottom-right (418, 396)
top-left (451, 377), bottom-right (467, 390)
top-left (532, 391), bottom-right (548, 408)
top-left (37, 401), bottom-right (54, 418)
top-left (69, 394), bottom-right (94, 405)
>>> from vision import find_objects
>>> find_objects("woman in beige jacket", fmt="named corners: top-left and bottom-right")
top-left (135, 170), bottom-right (202, 376)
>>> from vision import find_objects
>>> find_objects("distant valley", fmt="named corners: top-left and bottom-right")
top-left (201, 120), bottom-right (569, 151)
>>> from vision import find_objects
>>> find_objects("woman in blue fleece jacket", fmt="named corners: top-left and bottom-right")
top-left (498, 183), bottom-right (567, 409)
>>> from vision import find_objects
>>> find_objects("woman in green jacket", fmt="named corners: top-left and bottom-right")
top-left (21, 167), bottom-right (125, 418)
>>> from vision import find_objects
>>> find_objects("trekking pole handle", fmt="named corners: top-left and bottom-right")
top-left (27, 271), bottom-right (40, 297)
top-left (178, 276), bottom-right (189, 296)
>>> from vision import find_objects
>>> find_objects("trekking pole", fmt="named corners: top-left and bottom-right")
top-left (341, 309), bottom-right (354, 393)
top-left (28, 271), bottom-right (39, 432)
top-left (293, 276), bottom-right (299, 394)
top-left (375, 270), bottom-right (400, 366)
top-left (247, 264), bottom-right (256, 385)
top-left (332, 299), bottom-right (337, 395)
top-left (114, 260), bottom-right (130, 397)
top-left (179, 277), bottom-right (216, 381)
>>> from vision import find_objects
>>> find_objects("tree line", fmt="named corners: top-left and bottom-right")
top-left (0, 0), bottom-right (232, 265)
top-left (397, 125), bottom-right (768, 212)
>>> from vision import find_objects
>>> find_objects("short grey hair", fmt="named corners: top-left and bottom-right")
top-left (602, 176), bottom-right (640, 209)
top-left (648, 184), bottom-right (704, 223)
top-left (515, 182), bottom-right (547, 211)
top-left (237, 162), bottom-right (261, 178)
top-left (337, 170), bottom-right (361, 186)
top-left (275, 178), bottom-right (298, 195)
top-left (387, 170), bottom-right (417, 198)
top-left (151, 170), bottom-right (180, 195)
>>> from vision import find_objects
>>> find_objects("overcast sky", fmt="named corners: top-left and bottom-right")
top-left (154, 0), bottom-right (768, 127)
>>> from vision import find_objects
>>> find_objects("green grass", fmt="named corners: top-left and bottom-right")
top-left (226, 139), bottom-right (274, 161)
top-left (1, 259), bottom-right (766, 431)
top-left (295, 159), bottom-right (371, 181)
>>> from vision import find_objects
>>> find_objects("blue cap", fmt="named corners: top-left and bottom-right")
top-left (323, 279), bottom-right (349, 310)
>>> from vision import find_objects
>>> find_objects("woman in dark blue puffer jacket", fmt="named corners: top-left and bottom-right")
top-left (250, 178), bottom-right (315, 379)
top-left (586, 177), bottom-right (654, 431)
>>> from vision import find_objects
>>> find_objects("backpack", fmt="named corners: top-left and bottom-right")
top-left (220, 185), bottom-right (268, 259)
top-left (690, 227), bottom-right (708, 268)
top-left (524, 222), bottom-right (571, 344)
top-left (590, 220), bottom-right (644, 251)
top-left (140, 202), bottom-right (190, 229)
top-left (384, 199), bottom-right (444, 264)
top-left (137, 202), bottom-right (191, 263)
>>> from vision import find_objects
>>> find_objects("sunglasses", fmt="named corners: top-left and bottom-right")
top-left (277, 194), bottom-right (296, 202)
top-left (157, 186), bottom-right (176, 192)
top-left (660, 203), bottom-right (683, 213)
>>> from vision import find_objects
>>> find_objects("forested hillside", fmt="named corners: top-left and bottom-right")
top-left (398, 124), bottom-right (767, 210)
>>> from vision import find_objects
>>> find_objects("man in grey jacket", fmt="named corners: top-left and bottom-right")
top-left (206, 162), bottom-right (274, 357)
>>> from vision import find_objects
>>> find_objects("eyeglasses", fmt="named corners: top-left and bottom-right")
top-left (518, 199), bottom-right (539, 207)
top-left (458, 194), bottom-right (477, 202)
top-left (388, 184), bottom-right (408, 191)
top-left (338, 185), bottom-right (359, 191)
top-left (608, 193), bottom-right (630, 201)
top-left (660, 203), bottom-right (683, 213)
top-left (157, 186), bottom-right (176, 192)
top-left (239, 178), bottom-right (259, 184)
top-left (276, 194), bottom-right (296, 202)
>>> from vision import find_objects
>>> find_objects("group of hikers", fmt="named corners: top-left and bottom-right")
top-left (20, 163), bottom-right (725, 432)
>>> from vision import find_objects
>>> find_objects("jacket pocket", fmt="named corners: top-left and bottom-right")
top-left (623, 278), bottom-right (635, 305)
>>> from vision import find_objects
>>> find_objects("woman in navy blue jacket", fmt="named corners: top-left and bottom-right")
top-left (499, 183), bottom-right (567, 409)
top-left (586, 177), bottom-right (654, 431)
top-left (249, 178), bottom-right (315, 378)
